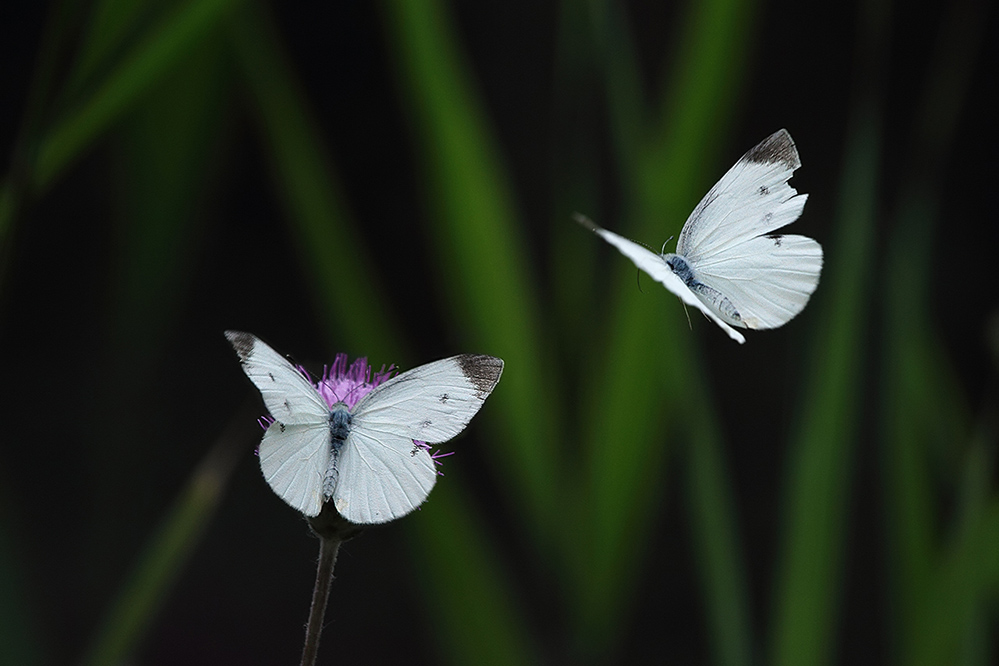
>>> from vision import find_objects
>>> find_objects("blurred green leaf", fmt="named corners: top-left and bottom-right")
top-left (0, 506), bottom-right (40, 666)
top-left (227, 1), bottom-right (403, 363)
top-left (909, 501), bottom-right (999, 666)
top-left (381, 0), bottom-right (562, 548)
top-left (107, 33), bottom-right (229, 362)
top-left (878, 0), bottom-right (989, 661)
top-left (408, 475), bottom-right (542, 666)
top-left (770, 120), bottom-right (880, 666)
top-left (82, 418), bottom-right (245, 666)
top-left (574, 0), bottom-right (754, 659)
top-left (683, 393), bottom-right (754, 666)
top-left (32, 0), bottom-right (241, 192)
top-left (769, 0), bottom-right (890, 661)
top-left (68, 0), bottom-right (149, 93)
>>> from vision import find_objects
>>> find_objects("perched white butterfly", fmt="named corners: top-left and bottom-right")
top-left (578, 129), bottom-right (823, 344)
top-left (226, 331), bottom-right (503, 524)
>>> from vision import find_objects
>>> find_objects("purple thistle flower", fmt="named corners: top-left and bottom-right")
top-left (254, 352), bottom-right (433, 461)
top-left (315, 353), bottom-right (396, 409)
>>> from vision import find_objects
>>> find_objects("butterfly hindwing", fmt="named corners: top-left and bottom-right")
top-left (333, 427), bottom-right (436, 524)
top-left (691, 233), bottom-right (823, 329)
top-left (258, 421), bottom-right (330, 516)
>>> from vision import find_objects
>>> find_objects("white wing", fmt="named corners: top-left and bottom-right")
top-left (334, 354), bottom-right (504, 523)
top-left (678, 129), bottom-right (808, 263)
top-left (576, 215), bottom-right (746, 344)
top-left (692, 234), bottom-right (823, 329)
top-left (224, 331), bottom-right (329, 424)
top-left (258, 422), bottom-right (330, 516)
top-left (333, 428), bottom-right (436, 524)
top-left (225, 331), bottom-right (333, 515)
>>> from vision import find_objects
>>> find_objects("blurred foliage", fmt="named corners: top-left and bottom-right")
top-left (0, 0), bottom-right (996, 664)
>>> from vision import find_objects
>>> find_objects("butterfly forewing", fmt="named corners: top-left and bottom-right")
top-left (224, 331), bottom-right (329, 424)
top-left (333, 354), bottom-right (505, 523)
top-left (678, 129), bottom-right (807, 263)
top-left (351, 354), bottom-right (505, 443)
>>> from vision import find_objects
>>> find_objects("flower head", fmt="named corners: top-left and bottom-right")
top-left (315, 354), bottom-right (396, 409)
top-left (255, 352), bottom-right (433, 462)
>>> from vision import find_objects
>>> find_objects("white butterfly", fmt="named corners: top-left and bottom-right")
top-left (226, 331), bottom-right (503, 524)
top-left (578, 129), bottom-right (823, 344)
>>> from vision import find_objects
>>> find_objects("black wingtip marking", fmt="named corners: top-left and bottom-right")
top-left (225, 330), bottom-right (255, 362)
top-left (457, 355), bottom-right (504, 397)
top-left (743, 129), bottom-right (800, 170)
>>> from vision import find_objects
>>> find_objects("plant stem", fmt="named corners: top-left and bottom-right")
top-left (301, 534), bottom-right (341, 666)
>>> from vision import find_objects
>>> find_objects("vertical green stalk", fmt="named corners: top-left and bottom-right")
top-left (574, 0), bottom-right (754, 659)
top-left (380, 0), bottom-right (561, 549)
top-left (770, 0), bottom-right (889, 661)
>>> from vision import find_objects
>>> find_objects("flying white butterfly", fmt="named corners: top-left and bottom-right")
top-left (226, 331), bottom-right (503, 524)
top-left (577, 129), bottom-right (823, 344)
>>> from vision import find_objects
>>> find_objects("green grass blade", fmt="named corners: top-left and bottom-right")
top-left (408, 477), bottom-right (542, 666)
top-left (909, 501), bottom-right (999, 666)
top-left (878, 0), bottom-right (988, 658)
top-left (380, 0), bottom-right (561, 544)
top-left (226, 2), bottom-right (403, 362)
top-left (82, 419), bottom-right (245, 666)
top-left (770, 116), bottom-right (881, 666)
top-left (31, 0), bottom-right (242, 192)
top-left (574, 0), bottom-right (754, 658)
top-left (68, 0), bottom-right (149, 93)
top-left (106, 36), bottom-right (228, 359)
top-left (0, 505), bottom-right (41, 666)
top-left (684, 396), bottom-right (755, 666)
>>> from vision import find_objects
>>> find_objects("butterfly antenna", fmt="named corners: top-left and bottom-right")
top-left (636, 270), bottom-right (644, 293)
top-left (660, 235), bottom-right (675, 256)
top-left (681, 301), bottom-right (693, 330)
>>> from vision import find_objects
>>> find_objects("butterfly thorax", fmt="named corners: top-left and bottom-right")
top-left (328, 405), bottom-right (352, 452)
top-left (324, 405), bottom-right (352, 499)
top-left (664, 253), bottom-right (744, 326)
top-left (663, 253), bottom-right (695, 286)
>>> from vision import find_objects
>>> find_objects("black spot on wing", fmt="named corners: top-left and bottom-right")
top-left (440, 393), bottom-right (449, 403)
top-left (456, 354), bottom-right (504, 398)
top-left (771, 235), bottom-right (783, 247)
top-left (758, 185), bottom-right (770, 196)
top-left (743, 129), bottom-right (800, 170)
top-left (225, 330), bottom-right (255, 362)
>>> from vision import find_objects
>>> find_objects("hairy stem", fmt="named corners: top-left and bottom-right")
top-left (301, 534), bottom-right (341, 666)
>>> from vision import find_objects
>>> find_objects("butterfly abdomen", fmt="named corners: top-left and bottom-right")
top-left (667, 254), bottom-right (744, 326)
top-left (324, 406), bottom-right (352, 498)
